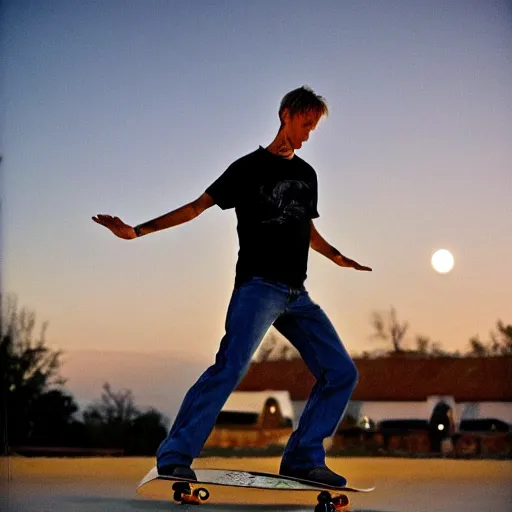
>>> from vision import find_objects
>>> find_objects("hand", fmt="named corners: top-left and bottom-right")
top-left (92, 214), bottom-right (137, 240)
top-left (334, 254), bottom-right (372, 271)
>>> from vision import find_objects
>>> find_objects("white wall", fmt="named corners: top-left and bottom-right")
top-left (293, 400), bottom-right (431, 427)
top-left (457, 402), bottom-right (512, 425)
top-left (358, 401), bottom-right (429, 423)
top-left (292, 399), bottom-right (512, 428)
top-left (223, 391), bottom-right (295, 421)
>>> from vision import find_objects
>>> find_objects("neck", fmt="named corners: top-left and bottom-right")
top-left (266, 129), bottom-right (294, 159)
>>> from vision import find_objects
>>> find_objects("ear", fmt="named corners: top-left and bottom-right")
top-left (280, 107), bottom-right (291, 126)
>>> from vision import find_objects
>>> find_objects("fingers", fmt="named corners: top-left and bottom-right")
top-left (92, 214), bottom-right (121, 229)
top-left (353, 263), bottom-right (372, 271)
top-left (92, 216), bottom-right (108, 225)
top-left (92, 215), bottom-right (107, 225)
top-left (92, 214), bottom-right (118, 223)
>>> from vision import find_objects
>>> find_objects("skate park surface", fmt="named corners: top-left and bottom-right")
top-left (1, 456), bottom-right (510, 512)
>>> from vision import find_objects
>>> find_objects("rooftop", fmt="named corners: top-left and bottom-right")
top-left (237, 356), bottom-right (512, 402)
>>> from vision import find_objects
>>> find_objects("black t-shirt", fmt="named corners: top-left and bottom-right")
top-left (205, 146), bottom-right (319, 288)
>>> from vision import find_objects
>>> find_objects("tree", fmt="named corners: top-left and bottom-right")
top-left (415, 335), bottom-right (430, 355)
top-left (370, 307), bottom-right (409, 353)
top-left (467, 320), bottom-right (512, 357)
top-left (127, 409), bottom-right (169, 455)
top-left (0, 295), bottom-right (78, 452)
top-left (468, 336), bottom-right (488, 357)
top-left (83, 382), bottom-right (139, 449)
top-left (0, 295), bottom-right (170, 454)
top-left (415, 335), bottom-right (456, 358)
top-left (27, 389), bottom-right (82, 447)
top-left (489, 320), bottom-right (512, 355)
top-left (83, 383), bottom-right (169, 454)
top-left (84, 382), bottom-right (139, 424)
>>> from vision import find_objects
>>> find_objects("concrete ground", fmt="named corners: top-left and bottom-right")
top-left (1, 456), bottom-right (510, 512)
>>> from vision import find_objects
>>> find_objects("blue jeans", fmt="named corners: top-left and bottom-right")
top-left (156, 277), bottom-right (358, 470)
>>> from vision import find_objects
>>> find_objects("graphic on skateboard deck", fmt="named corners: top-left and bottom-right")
top-left (137, 467), bottom-right (375, 511)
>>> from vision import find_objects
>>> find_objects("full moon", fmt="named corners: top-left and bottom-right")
top-left (431, 249), bottom-right (454, 273)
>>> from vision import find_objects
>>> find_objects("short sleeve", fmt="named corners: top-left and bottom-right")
top-left (205, 163), bottom-right (240, 210)
top-left (310, 171), bottom-right (320, 219)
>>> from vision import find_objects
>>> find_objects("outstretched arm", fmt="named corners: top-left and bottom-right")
top-left (92, 192), bottom-right (215, 240)
top-left (310, 221), bottom-right (372, 271)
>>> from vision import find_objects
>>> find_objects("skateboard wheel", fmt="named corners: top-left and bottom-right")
top-left (194, 487), bottom-right (210, 501)
top-left (315, 491), bottom-right (336, 512)
top-left (314, 503), bottom-right (335, 512)
top-left (332, 494), bottom-right (349, 509)
top-left (172, 481), bottom-right (191, 502)
top-left (317, 491), bottom-right (332, 503)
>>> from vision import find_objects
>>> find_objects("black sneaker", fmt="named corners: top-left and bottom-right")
top-left (157, 464), bottom-right (197, 481)
top-left (279, 464), bottom-right (347, 488)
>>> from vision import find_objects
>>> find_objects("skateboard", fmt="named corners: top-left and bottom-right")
top-left (137, 467), bottom-right (375, 511)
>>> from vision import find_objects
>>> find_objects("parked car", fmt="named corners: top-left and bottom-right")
top-left (378, 419), bottom-right (430, 432)
top-left (458, 418), bottom-right (510, 433)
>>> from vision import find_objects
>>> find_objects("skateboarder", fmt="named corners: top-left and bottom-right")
top-left (93, 86), bottom-right (372, 487)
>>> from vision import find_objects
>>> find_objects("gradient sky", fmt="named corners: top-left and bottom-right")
top-left (2, 1), bottom-right (511, 414)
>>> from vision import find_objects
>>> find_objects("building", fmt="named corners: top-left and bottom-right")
top-left (204, 391), bottom-right (294, 448)
top-left (218, 390), bottom-right (295, 426)
top-left (235, 355), bottom-right (512, 429)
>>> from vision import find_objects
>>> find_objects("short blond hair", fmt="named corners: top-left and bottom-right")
top-left (279, 86), bottom-right (328, 123)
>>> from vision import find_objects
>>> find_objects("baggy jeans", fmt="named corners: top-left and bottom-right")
top-left (156, 277), bottom-right (359, 470)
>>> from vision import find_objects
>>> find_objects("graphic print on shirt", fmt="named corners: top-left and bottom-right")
top-left (258, 179), bottom-right (314, 225)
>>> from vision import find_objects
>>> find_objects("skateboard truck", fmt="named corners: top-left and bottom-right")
top-left (314, 490), bottom-right (350, 511)
top-left (172, 481), bottom-right (210, 505)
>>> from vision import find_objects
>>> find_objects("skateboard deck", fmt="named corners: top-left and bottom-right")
top-left (137, 467), bottom-right (375, 510)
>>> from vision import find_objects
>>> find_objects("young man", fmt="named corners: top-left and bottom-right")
top-left (92, 86), bottom-right (371, 487)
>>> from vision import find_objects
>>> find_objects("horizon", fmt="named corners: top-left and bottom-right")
top-left (57, 340), bottom-right (512, 423)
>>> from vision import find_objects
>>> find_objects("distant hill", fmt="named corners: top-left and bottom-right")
top-left (61, 349), bottom-right (211, 421)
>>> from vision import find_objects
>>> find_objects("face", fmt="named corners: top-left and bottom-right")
top-left (281, 109), bottom-right (322, 150)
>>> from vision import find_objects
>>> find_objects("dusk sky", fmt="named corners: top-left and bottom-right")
top-left (2, 1), bottom-right (511, 416)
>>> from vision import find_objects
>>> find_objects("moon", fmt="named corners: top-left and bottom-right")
top-left (431, 249), bottom-right (454, 273)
